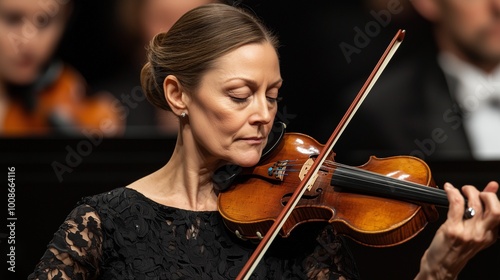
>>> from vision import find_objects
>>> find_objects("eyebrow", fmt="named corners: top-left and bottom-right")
top-left (225, 77), bottom-right (283, 89)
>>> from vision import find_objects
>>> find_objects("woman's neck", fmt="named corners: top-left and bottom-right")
top-left (129, 127), bottom-right (221, 211)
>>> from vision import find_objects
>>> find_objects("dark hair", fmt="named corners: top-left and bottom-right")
top-left (115, 0), bottom-right (241, 46)
top-left (140, 3), bottom-right (279, 111)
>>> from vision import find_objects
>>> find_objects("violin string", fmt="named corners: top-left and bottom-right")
top-left (328, 164), bottom-right (448, 205)
top-left (332, 167), bottom-right (441, 195)
top-left (321, 159), bottom-right (441, 195)
top-left (274, 157), bottom-right (441, 194)
top-left (277, 158), bottom-right (430, 190)
top-left (275, 158), bottom-right (447, 203)
top-left (330, 162), bottom-right (441, 194)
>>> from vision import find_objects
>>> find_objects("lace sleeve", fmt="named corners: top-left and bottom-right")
top-left (28, 204), bottom-right (103, 280)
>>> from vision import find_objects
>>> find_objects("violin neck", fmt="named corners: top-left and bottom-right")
top-left (330, 165), bottom-right (449, 207)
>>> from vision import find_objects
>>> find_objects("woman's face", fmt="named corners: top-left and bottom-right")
top-left (186, 42), bottom-right (282, 167)
top-left (0, 0), bottom-right (68, 85)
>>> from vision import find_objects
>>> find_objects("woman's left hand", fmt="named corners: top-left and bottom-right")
top-left (415, 181), bottom-right (500, 280)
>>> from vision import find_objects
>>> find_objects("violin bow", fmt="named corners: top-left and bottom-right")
top-left (236, 29), bottom-right (406, 280)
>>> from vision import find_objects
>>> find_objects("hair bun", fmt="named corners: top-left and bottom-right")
top-left (141, 60), bottom-right (171, 111)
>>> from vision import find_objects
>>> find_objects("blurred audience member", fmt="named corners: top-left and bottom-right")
top-left (331, 0), bottom-right (500, 162)
top-left (0, 0), bottom-right (124, 137)
top-left (100, 0), bottom-right (238, 137)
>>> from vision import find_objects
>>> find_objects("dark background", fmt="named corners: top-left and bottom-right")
top-left (2, 1), bottom-right (500, 279)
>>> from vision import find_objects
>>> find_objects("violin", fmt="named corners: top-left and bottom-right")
top-left (218, 130), bottom-right (441, 247)
top-left (2, 61), bottom-right (123, 136)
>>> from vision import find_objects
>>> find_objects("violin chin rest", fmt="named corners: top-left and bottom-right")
top-left (262, 121), bottom-right (286, 159)
top-left (213, 121), bottom-right (286, 191)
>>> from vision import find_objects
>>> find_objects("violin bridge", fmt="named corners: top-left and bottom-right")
top-left (299, 158), bottom-right (318, 191)
top-left (267, 160), bottom-right (288, 181)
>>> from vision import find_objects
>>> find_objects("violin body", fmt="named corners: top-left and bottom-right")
top-left (218, 132), bottom-right (439, 247)
top-left (3, 63), bottom-right (122, 136)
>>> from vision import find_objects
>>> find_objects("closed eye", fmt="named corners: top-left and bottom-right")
top-left (1, 12), bottom-right (23, 26)
top-left (227, 88), bottom-right (252, 104)
top-left (267, 96), bottom-right (283, 103)
top-left (230, 96), bottom-right (249, 103)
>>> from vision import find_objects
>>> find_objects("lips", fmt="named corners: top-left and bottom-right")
top-left (239, 137), bottom-right (265, 144)
top-left (16, 56), bottom-right (37, 69)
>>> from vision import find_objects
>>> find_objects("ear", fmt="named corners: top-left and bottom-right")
top-left (163, 75), bottom-right (188, 116)
top-left (411, 0), bottom-right (441, 22)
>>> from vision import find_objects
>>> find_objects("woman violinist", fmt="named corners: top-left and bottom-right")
top-left (0, 0), bottom-right (123, 137)
top-left (29, 4), bottom-right (500, 279)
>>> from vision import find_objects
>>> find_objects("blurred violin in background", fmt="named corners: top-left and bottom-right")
top-left (1, 61), bottom-right (124, 137)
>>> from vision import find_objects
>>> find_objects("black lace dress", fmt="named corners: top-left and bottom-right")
top-left (28, 187), bottom-right (360, 279)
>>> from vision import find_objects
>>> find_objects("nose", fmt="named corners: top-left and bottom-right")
top-left (249, 94), bottom-right (274, 125)
top-left (15, 26), bottom-right (40, 55)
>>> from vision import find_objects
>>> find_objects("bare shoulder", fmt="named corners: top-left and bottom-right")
top-left (124, 167), bottom-right (181, 208)
top-left (125, 169), bottom-right (162, 196)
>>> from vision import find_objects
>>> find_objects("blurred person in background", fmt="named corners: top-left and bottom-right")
top-left (0, 0), bottom-right (124, 137)
top-left (100, 0), bottom-right (239, 137)
top-left (331, 0), bottom-right (500, 162)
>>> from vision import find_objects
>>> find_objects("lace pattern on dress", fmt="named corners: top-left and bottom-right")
top-left (28, 205), bottom-right (102, 280)
top-left (29, 187), bottom-right (359, 280)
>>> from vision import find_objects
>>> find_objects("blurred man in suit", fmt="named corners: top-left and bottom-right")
top-left (333, 0), bottom-right (500, 162)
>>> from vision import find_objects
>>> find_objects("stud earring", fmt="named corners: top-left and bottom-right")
top-left (180, 112), bottom-right (187, 118)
